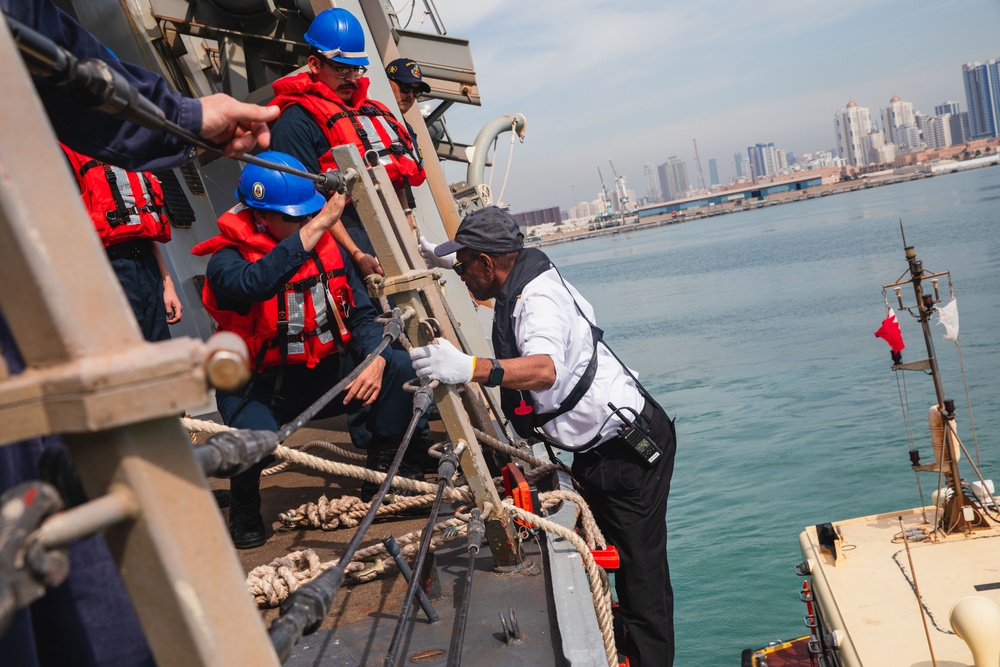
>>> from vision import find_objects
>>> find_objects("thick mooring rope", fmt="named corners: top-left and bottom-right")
top-left (278, 492), bottom-right (464, 531)
top-left (263, 440), bottom-right (364, 475)
top-left (183, 416), bottom-right (605, 547)
top-left (182, 417), bottom-right (464, 497)
top-left (505, 501), bottom-right (617, 667)
top-left (246, 517), bottom-right (467, 608)
top-left (540, 489), bottom-right (606, 550)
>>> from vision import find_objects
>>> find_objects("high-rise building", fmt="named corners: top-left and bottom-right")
top-left (881, 96), bottom-right (916, 147)
top-left (950, 111), bottom-right (970, 144)
top-left (924, 114), bottom-right (953, 149)
top-left (962, 60), bottom-right (1000, 139)
top-left (933, 103), bottom-right (968, 142)
top-left (708, 158), bottom-right (719, 186)
top-left (656, 164), bottom-right (669, 203)
top-left (657, 157), bottom-right (689, 201)
top-left (733, 152), bottom-right (744, 178)
top-left (642, 163), bottom-right (660, 202)
top-left (834, 101), bottom-right (875, 167)
top-left (935, 101), bottom-right (962, 116)
top-left (747, 143), bottom-right (781, 179)
top-left (868, 132), bottom-right (897, 165)
top-left (897, 124), bottom-right (922, 151)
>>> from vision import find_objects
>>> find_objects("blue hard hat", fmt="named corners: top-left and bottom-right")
top-left (236, 152), bottom-right (326, 217)
top-left (304, 8), bottom-right (368, 66)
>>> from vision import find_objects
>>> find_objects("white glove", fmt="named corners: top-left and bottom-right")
top-left (418, 235), bottom-right (456, 270)
top-left (409, 338), bottom-right (475, 384)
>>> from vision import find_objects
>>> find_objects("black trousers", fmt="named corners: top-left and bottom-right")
top-left (572, 400), bottom-right (676, 667)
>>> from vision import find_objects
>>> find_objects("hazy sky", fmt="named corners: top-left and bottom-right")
top-left (417, 0), bottom-right (1000, 212)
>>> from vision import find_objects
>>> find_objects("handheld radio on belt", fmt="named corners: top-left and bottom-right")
top-left (607, 402), bottom-right (661, 465)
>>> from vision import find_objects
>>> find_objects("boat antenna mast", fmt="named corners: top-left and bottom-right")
top-left (885, 222), bottom-right (978, 534)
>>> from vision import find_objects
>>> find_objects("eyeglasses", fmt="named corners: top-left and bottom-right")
top-left (453, 254), bottom-right (485, 277)
top-left (281, 212), bottom-right (314, 223)
top-left (395, 83), bottom-right (419, 96)
top-left (321, 59), bottom-right (368, 79)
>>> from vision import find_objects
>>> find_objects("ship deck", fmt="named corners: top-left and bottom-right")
top-left (801, 505), bottom-right (1000, 667)
top-left (205, 416), bottom-right (608, 666)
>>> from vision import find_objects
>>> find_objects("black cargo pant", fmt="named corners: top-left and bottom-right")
top-left (572, 400), bottom-right (676, 667)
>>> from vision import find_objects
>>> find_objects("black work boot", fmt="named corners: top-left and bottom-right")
top-left (360, 445), bottom-right (395, 503)
top-left (228, 468), bottom-right (266, 549)
top-left (403, 435), bottom-right (439, 476)
top-left (360, 441), bottom-right (427, 503)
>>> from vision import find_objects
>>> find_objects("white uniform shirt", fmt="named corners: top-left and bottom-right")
top-left (506, 267), bottom-right (645, 450)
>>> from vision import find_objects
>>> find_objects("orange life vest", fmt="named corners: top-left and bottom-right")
top-left (269, 74), bottom-right (425, 189)
top-left (191, 205), bottom-right (353, 370)
top-left (60, 143), bottom-right (171, 247)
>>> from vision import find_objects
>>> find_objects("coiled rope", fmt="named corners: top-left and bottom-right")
top-left (183, 416), bottom-right (616, 663)
top-left (246, 497), bottom-right (617, 667)
top-left (246, 517), bottom-right (467, 608)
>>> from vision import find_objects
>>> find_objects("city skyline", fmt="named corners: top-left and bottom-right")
top-left (427, 0), bottom-right (1000, 212)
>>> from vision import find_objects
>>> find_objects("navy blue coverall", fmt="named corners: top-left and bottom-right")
top-left (206, 233), bottom-right (426, 509)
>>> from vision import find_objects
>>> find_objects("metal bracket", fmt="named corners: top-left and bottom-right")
top-left (0, 333), bottom-right (249, 446)
top-left (365, 270), bottom-right (442, 298)
top-left (499, 607), bottom-right (522, 644)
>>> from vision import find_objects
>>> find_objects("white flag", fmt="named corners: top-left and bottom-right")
top-left (936, 298), bottom-right (959, 341)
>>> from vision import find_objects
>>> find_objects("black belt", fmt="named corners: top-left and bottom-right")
top-left (105, 239), bottom-right (154, 260)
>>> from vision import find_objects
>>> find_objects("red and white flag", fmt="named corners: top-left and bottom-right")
top-left (874, 308), bottom-right (905, 353)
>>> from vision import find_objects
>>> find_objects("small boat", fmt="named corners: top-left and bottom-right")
top-left (745, 232), bottom-right (1000, 666)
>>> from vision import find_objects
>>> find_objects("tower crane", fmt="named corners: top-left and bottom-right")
top-left (597, 166), bottom-right (613, 221)
top-left (609, 159), bottom-right (631, 218)
top-left (608, 160), bottom-right (632, 224)
top-left (693, 139), bottom-right (707, 193)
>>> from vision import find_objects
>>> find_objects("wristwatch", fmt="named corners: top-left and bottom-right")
top-left (484, 358), bottom-right (505, 387)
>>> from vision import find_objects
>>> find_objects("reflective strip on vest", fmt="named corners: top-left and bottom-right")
top-left (139, 175), bottom-right (162, 224)
top-left (286, 291), bottom-right (306, 356)
top-left (375, 114), bottom-right (407, 147)
top-left (107, 165), bottom-right (141, 226)
top-left (310, 282), bottom-right (335, 345)
top-left (354, 115), bottom-right (390, 166)
top-left (357, 116), bottom-right (399, 166)
top-left (372, 114), bottom-right (412, 163)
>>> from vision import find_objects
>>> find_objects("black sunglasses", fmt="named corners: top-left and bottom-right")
top-left (396, 82), bottom-right (419, 96)
top-left (453, 254), bottom-right (484, 277)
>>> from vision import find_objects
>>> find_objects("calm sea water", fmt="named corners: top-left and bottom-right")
top-left (545, 167), bottom-right (1000, 666)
